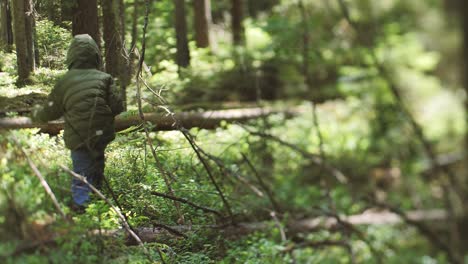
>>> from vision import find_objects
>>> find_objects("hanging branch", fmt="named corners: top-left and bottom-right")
top-left (241, 153), bottom-right (281, 213)
top-left (11, 136), bottom-right (67, 220)
top-left (368, 198), bottom-right (460, 264)
top-left (242, 126), bottom-right (347, 183)
top-left (134, 0), bottom-right (184, 224)
top-left (180, 130), bottom-right (235, 221)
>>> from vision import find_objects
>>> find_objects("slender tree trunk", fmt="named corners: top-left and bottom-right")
top-left (102, 0), bottom-right (127, 110)
top-left (24, 0), bottom-right (35, 71)
top-left (11, 0), bottom-right (32, 85)
top-left (119, 0), bottom-right (128, 110)
top-left (174, 0), bottom-right (190, 69)
top-left (0, 0), bottom-right (13, 51)
top-left (193, 0), bottom-right (212, 48)
top-left (129, 0), bottom-right (139, 74)
top-left (72, 0), bottom-right (100, 47)
top-left (5, 0), bottom-right (13, 48)
top-left (102, 0), bottom-right (121, 76)
top-left (60, 0), bottom-right (73, 23)
top-left (231, 0), bottom-right (245, 45)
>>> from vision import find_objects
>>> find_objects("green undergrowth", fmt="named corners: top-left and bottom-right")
top-left (0, 97), bottom-right (461, 262)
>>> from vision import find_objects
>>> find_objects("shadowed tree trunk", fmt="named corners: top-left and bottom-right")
top-left (72, 0), bottom-right (100, 47)
top-left (174, 0), bottom-right (190, 70)
top-left (102, 0), bottom-right (122, 76)
top-left (118, 0), bottom-right (128, 110)
top-left (102, 0), bottom-right (127, 110)
top-left (193, 0), bottom-right (212, 48)
top-left (231, 0), bottom-right (245, 45)
top-left (24, 0), bottom-right (35, 71)
top-left (0, 0), bottom-right (14, 51)
top-left (60, 0), bottom-right (73, 23)
top-left (11, 0), bottom-right (33, 85)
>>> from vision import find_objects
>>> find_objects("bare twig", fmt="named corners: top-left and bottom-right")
top-left (241, 153), bottom-right (281, 213)
top-left (60, 166), bottom-right (143, 244)
top-left (243, 126), bottom-right (347, 183)
top-left (11, 136), bottom-right (67, 220)
top-left (180, 131), bottom-right (234, 221)
top-left (368, 198), bottom-right (460, 264)
top-left (271, 211), bottom-right (287, 242)
top-left (150, 191), bottom-right (223, 218)
top-left (135, 0), bottom-right (184, 225)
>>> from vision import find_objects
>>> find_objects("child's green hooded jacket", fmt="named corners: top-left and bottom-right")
top-left (34, 34), bottom-right (123, 150)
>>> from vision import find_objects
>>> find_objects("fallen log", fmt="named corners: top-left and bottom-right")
top-left (118, 209), bottom-right (449, 243)
top-left (0, 107), bottom-right (300, 134)
top-left (10, 208), bottom-right (448, 256)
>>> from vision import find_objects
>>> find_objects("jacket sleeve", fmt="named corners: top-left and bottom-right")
top-left (107, 77), bottom-right (124, 116)
top-left (32, 83), bottom-right (64, 123)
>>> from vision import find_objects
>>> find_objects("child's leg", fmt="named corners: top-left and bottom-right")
top-left (90, 147), bottom-right (106, 189)
top-left (71, 148), bottom-right (94, 206)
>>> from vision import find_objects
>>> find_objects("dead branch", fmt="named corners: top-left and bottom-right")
top-left (368, 199), bottom-right (460, 264)
top-left (0, 107), bottom-right (301, 135)
top-left (150, 191), bottom-right (223, 218)
top-left (59, 165), bottom-right (152, 255)
top-left (243, 126), bottom-right (347, 183)
top-left (241, 153), bottom-right (282, 213)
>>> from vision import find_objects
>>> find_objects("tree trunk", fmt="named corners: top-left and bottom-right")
top-left (0, 107), bottom-right (301, 134)
top-left (129, 0), bottom-right (139, 73)
top-left (231, 0), bottom-right (245, 45)
top-left (102, 0), bottom-right (121, 76)
top-left (118, 0), bottom-right (128, 111)
top-left (72, 0), bottom-right (100, 47)
top-left (60, 0), bottom-right (73, 23)
top-left (193, 0), bottom-right (212, 48)
top-left (174, 0), bottom-right (190, 69)
top-left (0, 0), bottom-right (14, 51)
top-left (24, 0), bottom-right (35, 71)
top-left (102, 0), bottom-right (127, 110)
top-left (11, 0), bottom-right (33, 85)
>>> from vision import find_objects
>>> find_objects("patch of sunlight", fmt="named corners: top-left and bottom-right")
top-left (246, 24), bottom-right (273, 51)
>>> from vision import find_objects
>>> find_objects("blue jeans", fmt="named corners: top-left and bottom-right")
top-left (71, 145), bottom-right (106, 206)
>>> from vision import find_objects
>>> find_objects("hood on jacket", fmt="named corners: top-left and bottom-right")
top-left (65, 34), bottom-right (101, 70)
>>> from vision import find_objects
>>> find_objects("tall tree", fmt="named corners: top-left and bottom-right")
top-left (231, 0), bottom-right (245, 45)
top-left (174, 0), bottom-right (190, 69)
top-left (24, 0), bottom-right (35, 71)
top-left (102, 0), bottom-right (122, 76)
top-left (11, 0), bottom-right (34, 85)
top-left (0, 0), bottom-right (14, 51)
top-left (193, 0), bottom-right (212, 48)
top-left (72, 0), bottom-right (100, 47)
top-left (459, 0), bottom-right (468, 202)
top-left (102, 0), bottom-right (127, 109)
top-left (61, 0), bottom-right (73, 23)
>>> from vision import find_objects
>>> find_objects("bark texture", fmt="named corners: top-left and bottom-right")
top-left (72, 0), bottom-right (100, 47)
top-left (193, 0), bottom-right (212, 48)
top-left (11, 0), bottom-right (33, 84)
top-left (0, 0), bottom-right (14, 50)
top-left (0, 107), bottom-right (300, 134)
top-left (231, 0), bottom-right (245, 45)
top-left (102, 0), bottom-right (127, 110)
top-left (174, 0), bottom-right (190, 68)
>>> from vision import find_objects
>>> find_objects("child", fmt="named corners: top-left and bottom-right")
top-left (33, 34), bottom-right (124, 210)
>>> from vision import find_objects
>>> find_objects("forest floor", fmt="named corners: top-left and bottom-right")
top-left (1, 68), bottom-right (466, 263)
